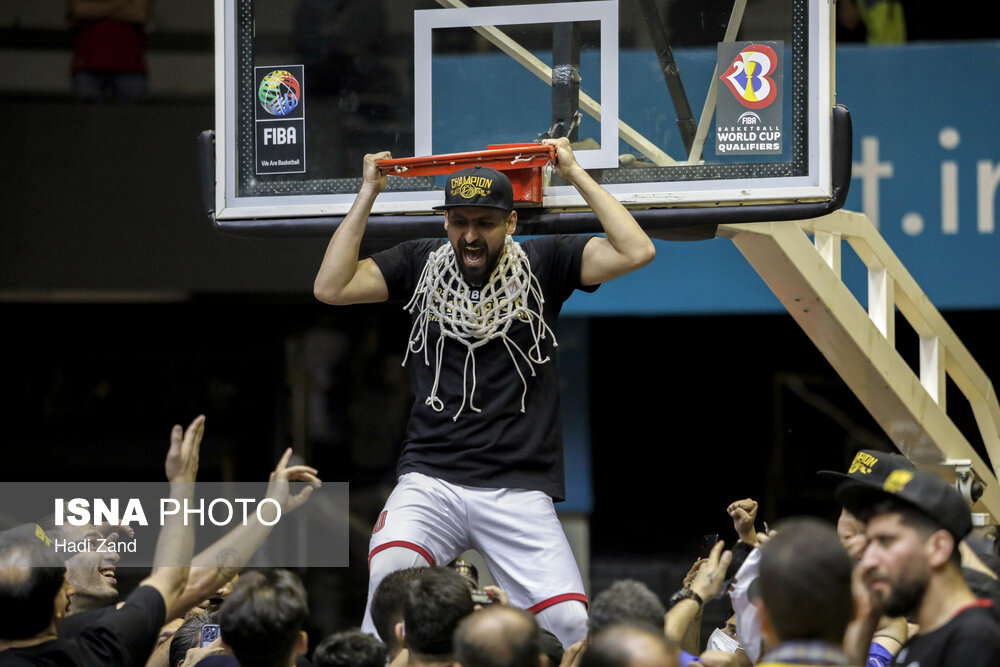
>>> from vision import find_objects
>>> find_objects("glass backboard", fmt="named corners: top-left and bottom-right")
top-left (212, 0), bottom-right (835, 228)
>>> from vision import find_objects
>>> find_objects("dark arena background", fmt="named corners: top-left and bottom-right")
top-left (2, 0), bottom-right (998, 644)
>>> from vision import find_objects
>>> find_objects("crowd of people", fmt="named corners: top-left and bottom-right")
top-left (2, 431), bottom-right (998, 667)
top-left (4, 146), bottom-right (1000, 666)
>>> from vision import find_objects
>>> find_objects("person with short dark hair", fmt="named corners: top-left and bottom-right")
top-left (588, 580), bottom-right (665, 637)
top-left (753, 517), bottom-right (855, 666)
top-left (217, 569), bottom-right (310, 667)
top-left (396, 567), bottom-right (474, 665)
top-left (578, 624), bottom-right (677, 667)
top-left (370, 566), bottom-right (424, 661)
top-left (313, 628), bottom-right (386, 667)
top-left (453, 605), bottom-right (544, 667)
top-left (837, 468), bottom-right (1000, 667)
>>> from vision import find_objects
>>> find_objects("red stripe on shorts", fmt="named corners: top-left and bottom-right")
top-left (527, 593), bottom-right (589, 613)
top-left (368, 540), bottom-right (436, 570)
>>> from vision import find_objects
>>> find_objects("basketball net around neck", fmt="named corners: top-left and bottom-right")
top-left (402, 235), bottom-right (555, 421)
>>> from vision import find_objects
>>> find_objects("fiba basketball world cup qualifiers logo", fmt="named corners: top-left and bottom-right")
top-left (715, 41), bottom-right (782, 155)
top-left (720, 44), bottom-right (778, 110)
top-left (258, 70), bottom-right (301, 117)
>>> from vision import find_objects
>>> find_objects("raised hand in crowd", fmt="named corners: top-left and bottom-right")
top-left (837, 509), bottom-right (868, 560)
top-left (165, 447), bottom-right (321, 620)
top-left (665, 540), bottom-right (732, 646)
top-left (266, 446), bottom-right (323, 514)
top-left (726, 499), bottom-right (758, 546)
top-left (145, 415), bottom-right (205, 610)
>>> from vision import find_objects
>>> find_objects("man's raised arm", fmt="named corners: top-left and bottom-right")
top-left (541, 137), bottom-right (656, 286)
top-left (138, 415), bottom-right (204, 611)
top-left (314, 151), bottom-right (393, 305)
top-left (164, 447), bottom-right (321, 619)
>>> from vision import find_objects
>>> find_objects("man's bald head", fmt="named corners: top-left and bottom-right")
top-left (579, 624), bottom-right (678, 667)
top-left (453, 606), bottom-right (543, 667)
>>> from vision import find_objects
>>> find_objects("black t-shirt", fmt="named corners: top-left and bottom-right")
top-left (891, 604), bottom-right (1000, 667)
top-left (962, 567), bottom-right (1000, 623)
top-left (0, 586), bottom-right (166, 666)
top-left (372, 235), bottom-right (594, 501)
top-left (56, 606), bottom-right (115, 641)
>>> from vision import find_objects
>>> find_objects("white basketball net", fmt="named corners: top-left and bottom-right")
top-left (403, 236), bottom-right (555, 420)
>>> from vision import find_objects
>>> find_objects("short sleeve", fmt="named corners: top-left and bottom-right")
top-left (523, 235), bottom-right (597, 305)
top-left (371, 239), bottom-right (441, 301)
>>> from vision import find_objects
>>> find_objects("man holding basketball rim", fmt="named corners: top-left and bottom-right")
top-left (314, 137), bottom-right (655, 648)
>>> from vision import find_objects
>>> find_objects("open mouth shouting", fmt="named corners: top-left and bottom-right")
top-left (461, 243), bottom-right (487, 269)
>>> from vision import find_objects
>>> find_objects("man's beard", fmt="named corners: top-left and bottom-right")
top-left (875, 572), bottom-right (928, 618)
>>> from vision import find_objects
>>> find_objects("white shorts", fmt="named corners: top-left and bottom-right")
top-left (368, 472), bottom-right (587, 612)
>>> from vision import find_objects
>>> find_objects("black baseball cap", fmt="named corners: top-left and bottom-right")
top-left (433, 165), bottom-right (514, 211)
top-left (835, 468), bottom-right (973, 542)
top-left (817, 449), bottom-right (916, 486)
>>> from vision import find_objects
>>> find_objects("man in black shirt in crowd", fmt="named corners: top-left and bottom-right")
top-left (838, 468), bottom-right (1000, 667)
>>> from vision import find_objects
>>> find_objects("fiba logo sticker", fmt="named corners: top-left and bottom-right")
top-left (715, 41), bottom-right (783, 156)
top-left (254, 65), bottom-right (306, 175)
top-left (720, 44), bottom-right (779, 110)
top-left (258, 70), bottom-right (301, 117)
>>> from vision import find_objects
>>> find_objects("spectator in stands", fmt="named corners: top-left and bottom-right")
top-left (0, 415), bottom-right (204, 665)
top-left (722, 497), bottom-right (773, 664)
top-left (578, 624), bottom-right (677, 667)
top-left (313, 628), bottom-right (387, 667)
top-left (396, 566), bottom-right (474, 666)
top-left (817, 450), bottom-right (913, 665)
top-left (67, 0), bottom-right (154, 102)
top-left (216, 569), bottom-right (310, 667)
top-left (753, 517), bottom-right (855, 667)
top-left (453, 605), bottom-right (544, 667)
top-left (45, 520), bottom-right (125, 614)
top-left (370, 567), bottom-right (424, 660)
top-left (838, 468), bottom-right (1000, 666)
top-left (818, 449), bottom-right (917, 560)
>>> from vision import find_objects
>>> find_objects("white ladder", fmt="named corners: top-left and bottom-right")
top-left (718, 210), bottom-right (1000, 524)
